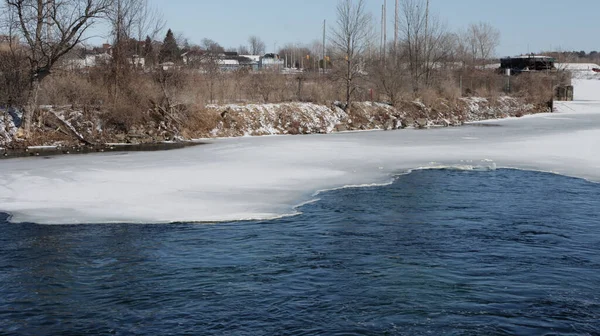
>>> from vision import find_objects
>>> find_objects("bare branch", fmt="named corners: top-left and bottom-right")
top-left (330, 0), bottom-right (373, 107)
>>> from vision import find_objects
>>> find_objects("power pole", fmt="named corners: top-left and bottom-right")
top-left (380, 4), bottom-right (384, 58)
top-left (424, 0), bottom-right (430, 83)
top-left (394, 0), bottom-right (398, 51)
top-left (323, 19), bottom-right (326, 74)
top-left (383, 0), bottom-right (387, 64)
top-left (425, 0), bottom-right (430, 48)
top-left (424, 0), bottom-right (430, 56)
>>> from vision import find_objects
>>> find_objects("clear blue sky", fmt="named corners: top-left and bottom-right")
top-left (136, 0), bottom-right (599, 56)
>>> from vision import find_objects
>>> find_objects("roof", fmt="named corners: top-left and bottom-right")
top-left (182, 50), bottom-right (205, 57)
top-left (502, 55), bottom-right (554, 61)
top-left (218, 60), bottom-right (239, 66)
top-left (240, 55), bottom-right (261, 62)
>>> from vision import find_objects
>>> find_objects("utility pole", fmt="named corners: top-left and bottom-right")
top-left (424, 0), bottom-right (430, 83)
top-left (394, 0), bottom-right (398, 51)
top-left (323, 19), bottom-right (326, 74)
top-left (424, 0), bottom-right (430, 42)
top-left (381, 4), bottom-right (384, 57)
top-left (383, 0), bottom-right (387, 64)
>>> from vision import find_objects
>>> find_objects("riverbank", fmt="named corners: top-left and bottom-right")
top-left (1, 95), bottom-right (548, 151)
top-left (199, 96), bottom-right (545, 138)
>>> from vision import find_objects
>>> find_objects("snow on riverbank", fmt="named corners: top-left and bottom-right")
top-left (2, 95), bottom-right (540, 148)
top-left (461, 96), bottom-right (535, 121)
top-left (208, 102), bottom-right (349, 137)
top-left (206, 97), bottom-right (541, 138)
top-left (0, 110), bottom-right (17, 147)
top-left (0, 81), bottom-right (597, 224)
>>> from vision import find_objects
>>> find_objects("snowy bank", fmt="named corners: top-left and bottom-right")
top-left (205, 97), bottom-right (543, 138)
top-left (1, 94), bottom-right (545, 149)
top-left (0, 109), bottom-right (18, 147)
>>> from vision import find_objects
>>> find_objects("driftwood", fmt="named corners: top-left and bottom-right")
top-left (149, 99), bottom-right (186, 138)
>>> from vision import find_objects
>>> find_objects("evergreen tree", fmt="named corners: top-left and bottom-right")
top-left (159, 29), bottom-right (180, 63)
top-left (143, 36), bottom-right (155, 66)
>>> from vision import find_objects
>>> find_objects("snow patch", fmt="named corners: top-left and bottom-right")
top-left (0, 109), bottom-right (18, 146)
top-left (208, 102), bottom-right (348, 137)
top-left (556, 63), bottom-right (600, 72)
top-left (460, 96), bottom-right (535, 121)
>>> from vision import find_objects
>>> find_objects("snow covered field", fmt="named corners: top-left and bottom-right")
top-left (1, 80), bottom-right (599, 224)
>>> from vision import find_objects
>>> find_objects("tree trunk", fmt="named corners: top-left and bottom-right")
top-left (346, 59), bottom-right (352, 109)
top-left (20, 78), bottom-right (40, 138)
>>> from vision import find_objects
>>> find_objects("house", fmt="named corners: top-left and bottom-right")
top-left (129, 55), bottom-right (145, 68)
top-left (92, 43), bottom-right (112, 56)
top-left (61, 47), bottom-right (112, 70)
top-left (160, 61), bottom-right (176, 71)
top-left (63, 54), bottom-right (98, 70)
top-left (181, 49), bottom-right (205, 66)
top-left (239, 55), bottom-right (260, 71)
top-left (218, 52), bottom-right (262, 71)
top-left (218, 59), bottom-right (239, 72)
top-left (260, 53), bottom-right (284, 70)
top-left (223, 51), bottom-right (239, 58)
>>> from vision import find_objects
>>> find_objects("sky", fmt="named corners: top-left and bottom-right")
top-left (94, 0), bottom-right (600, 57)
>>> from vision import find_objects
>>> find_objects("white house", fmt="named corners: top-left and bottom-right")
top-left (218, 59), bottom-right (240, 72)
top-left (260, 54), bottom-right (284, 70)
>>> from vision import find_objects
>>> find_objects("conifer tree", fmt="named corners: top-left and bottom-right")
top-left (159, 29), bottom-right (180, 63)
top-left (144, 36), bottom-right (155, 66)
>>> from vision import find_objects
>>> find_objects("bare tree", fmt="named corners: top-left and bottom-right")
top-left (248, 35), bottom-right (265, 55)
top-left (368, 51), bottom-right (409, 106)
top-left (103, 0), bottom-right (163, 103)
top-left (398, 0), bottom-right (423, 90)
top-left (134, 0), bottom-right (164, 43)
top-left (106, 0), bottom-right (140, 102)
top-left (107, 0), bottom-right (163, 65)
top-left (238, 45), bottom-right (250, 55)
top-left (249, 70), bottom-right (281, 103)
top-left (398, 0), bottom-right (452, 91)
top-left (0, 9), bottom-right (29, 110)
top-left (463, 22), bottom-right (500, 66)
top-left (201, 38), bottom-right (224, 103)
top-left (330, 0), bottom-right (372, 108)
top-left (4, 0), bottom-right (112, 136)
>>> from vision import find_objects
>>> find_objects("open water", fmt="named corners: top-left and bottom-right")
top-left (1, 169), bottom-right (599, 335)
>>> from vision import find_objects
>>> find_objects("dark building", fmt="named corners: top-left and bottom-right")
top-left (500, 55), bottom-right (555, 74)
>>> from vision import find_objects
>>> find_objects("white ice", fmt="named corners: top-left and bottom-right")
top-left (1, 80), bottom-right (600, 224)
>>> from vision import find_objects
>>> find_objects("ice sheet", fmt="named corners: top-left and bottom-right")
top-left (1, 81), bottom-right (599, 224)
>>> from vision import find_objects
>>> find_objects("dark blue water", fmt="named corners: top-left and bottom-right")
top-left (1, 169), bottom-right (599, 335)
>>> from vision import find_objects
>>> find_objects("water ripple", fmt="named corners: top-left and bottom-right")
top-left (1, 169), bottom-right (599, 335)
